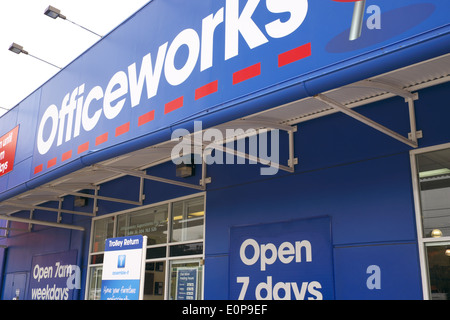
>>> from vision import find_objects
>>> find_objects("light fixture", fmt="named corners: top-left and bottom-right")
top-left (430, 229), bottom-right (443, 238)
top-left (419, 168), bottom-right (450, 179)
top-left (8, 42), bottom-right (61, 69)
top-left (176, 163), bottom-right (195, 178)
top-left (8, 43), bottom-right (28, 55)
top-left (445, 248), bottom-right (450, 257)
top-left (74, 196), bottom-right (87, 207)
top-left (44, 5), bottom-right (66, 19)
top-left (44, 5), bottom-right (102, 38)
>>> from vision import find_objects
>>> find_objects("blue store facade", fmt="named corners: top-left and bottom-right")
top-left (0, 0), bottom-right (449, 300)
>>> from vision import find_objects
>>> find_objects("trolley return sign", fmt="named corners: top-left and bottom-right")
top-left (101, 235), bottom-right (147, 300)
top-left (229, 217), bottom-right (334, 300)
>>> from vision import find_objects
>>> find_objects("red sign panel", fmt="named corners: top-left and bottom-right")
top-left (0, 126), bottom-right (19, 177)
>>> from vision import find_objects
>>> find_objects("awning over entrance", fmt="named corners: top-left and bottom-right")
top-left (0, 53), bottom-right (449, 232)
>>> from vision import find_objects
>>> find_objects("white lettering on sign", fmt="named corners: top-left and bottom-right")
top-left (366, 265), bottom-right (381, 290)
top-left (32, 263), bottom-right (80, 284)
top-left (33, 263), bottom-right (53, 283)
top-left (240, 238), bottom-right (312, 271)
top-left (36, 0), bottom-right (309, 155)
top-left (107, 238), bottom-right (140, 248)
top-left (237, 238), bottom-right (321, 300)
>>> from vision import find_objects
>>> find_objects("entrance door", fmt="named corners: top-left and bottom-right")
top-left (2, 272), bottom-right (28, 300)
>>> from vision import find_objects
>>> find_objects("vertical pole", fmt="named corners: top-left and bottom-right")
top-left (57, 198), bottom-right (63, 223)
top-left (201, 147), bottom-right (208, 190)
top-left (288, 128), bottom-right (297, 171)
top-left (93, 186), bottom-right (99, 216)
top-left (139, 236), bottom-right (147, 300)
top-left (28, 210), bottom-right (34, 232)
top-left (139, 177), bottom-right (145, 204)
top-left (408, 98), bottom-right (418, 145)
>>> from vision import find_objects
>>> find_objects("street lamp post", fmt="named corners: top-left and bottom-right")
top-left (44, 5), bottom-right (102, 38)
top-left (8, 43), bottom-right (62, 69)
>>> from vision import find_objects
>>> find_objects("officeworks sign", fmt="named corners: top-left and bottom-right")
top-left (229, 217), bottom-right (334, 300)
top-left (34, 0), bottom-right (309, 162)
top-left (32, 0), bottom-right (449, 176)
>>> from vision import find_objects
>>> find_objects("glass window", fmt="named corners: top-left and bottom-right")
top-left (91, 216), bottom-right (114, 253)
top-left (87, 194), bottom-right (205, 300)
top-left (87, 266), bottom-right (103, 300)
top-left (143, 261), bottom-right (166, 300)
top-left (170, 242), bottom-right (203, 257)
top-left (117, 204), bottom-right (168, 245)
top-left (426, 243), bottom-right (450, 300)
top-left (416, 148), bottom-right (450, 238)
top-left (171, 196), bottom-right (204, 242)
top-left (414, 146), bottom-right (450, 300)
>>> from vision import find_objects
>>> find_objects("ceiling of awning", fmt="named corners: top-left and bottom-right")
top-left (0, 53), bottom-right (449, 231)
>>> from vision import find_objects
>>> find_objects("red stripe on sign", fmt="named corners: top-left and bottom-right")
top-left (164, 96), bottom-right (184, 114)
top-left (62, 150), bottom-right (72, 162)
top-left (115, 122), bottom-right (130, 137)
top-left (233, 63), bottom-right (261, 85)
top-left (47, 157), bottom-right (57, 168)
top-left (95, 132), bottom-right (109, 146)
top-left (278, 43), bottom-right (311, 67)
top-left (138, 110), bottom-right (155, 126)
top-left (77, 141), bottom-right (89, 154)
top-left (34, 164), bottom-right (43, 174)
top-left (195, 80), bottom-right (218, 100)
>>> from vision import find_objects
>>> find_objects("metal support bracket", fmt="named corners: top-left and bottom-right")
top-left (347, 79), bottom-right (422, 146)
top-left (314, 93), bottom-right (419, 148)
top-left (203, 119), bottom-right (298, 173)
top-left (2, 201), bottom-right (95, 217)
top-left (199, 150), bottom-right (211, 188)
top-left (28, 209), bottom-right (34, 232)
top-left (352, 79), bottom-right (419, 102)
top-left (40, 184), bottom-right (144, 207)
top-left (93, 164), bottom-right (205, 191)
top-left (57, 198), bottom-right (63, 223)
top-left (0, 214), bottom-right (84, 231)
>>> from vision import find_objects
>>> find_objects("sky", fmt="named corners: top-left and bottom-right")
top-left (0, 0), bottom-right (150, 117)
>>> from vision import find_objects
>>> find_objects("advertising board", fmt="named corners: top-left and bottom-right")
top-left (27, 0), bottom-right (449, 179)
top-left (101, 235), bottom-right (147, 300)
top-left (28, 250), bottom-right (79, 300)
top-left (229, 217), bottom-right (334, 300)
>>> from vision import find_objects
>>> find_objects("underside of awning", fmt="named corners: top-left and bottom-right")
top-left (0, 53), bottom-right (449, 233)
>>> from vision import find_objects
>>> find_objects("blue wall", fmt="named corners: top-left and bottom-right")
top-left (0, 81), bottom-right (449, 299)
top-left (203, 81), bottom-right (450, 299)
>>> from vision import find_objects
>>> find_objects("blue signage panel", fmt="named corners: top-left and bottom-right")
top-left (101, 235), bottom-right (147, 300)
top-left (28, 250), bottom-right (79, 300)
top-left (229, 217), bottom-right (334, 300)
top-left (28, 0), bottom-right (450, 178)
top-left (334, 243), bottom-right (423, 299)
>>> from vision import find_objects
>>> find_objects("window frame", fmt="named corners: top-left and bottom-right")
top-left (85, 192), bottom-right (206, 300)
top-left (410, 142), bottom-right (450, 300)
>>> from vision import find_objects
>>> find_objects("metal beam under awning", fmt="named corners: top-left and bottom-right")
top-left (0, 53), bottom-right (449, 232)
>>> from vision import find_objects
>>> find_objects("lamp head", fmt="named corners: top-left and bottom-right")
top-left (44, 5), bottom-right (66, 19)
top-left (8, 43), bottom-right (28, 55)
